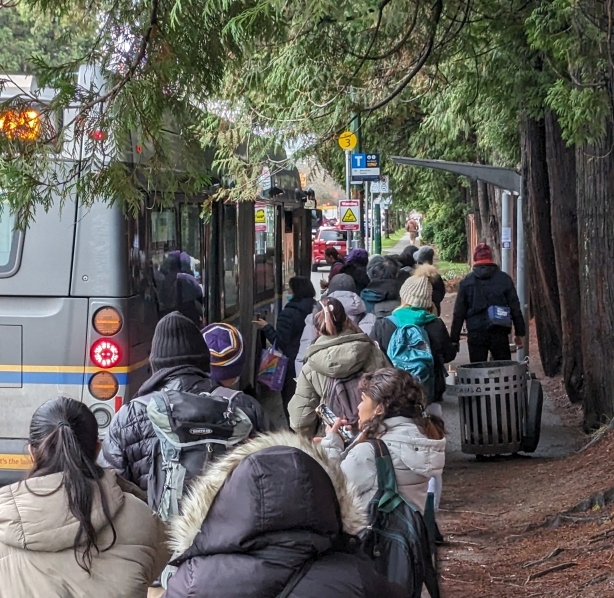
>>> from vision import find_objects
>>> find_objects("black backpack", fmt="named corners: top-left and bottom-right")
top-left (135, 386), bottom-right (253, 522)
top-left (360, 439), bottom-right (440, 598)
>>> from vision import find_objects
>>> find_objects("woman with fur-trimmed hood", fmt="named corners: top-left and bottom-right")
top-left (164, 433), bottom-right (406, 598)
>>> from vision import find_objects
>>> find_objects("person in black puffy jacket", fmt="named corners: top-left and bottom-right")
top-left (451, 243), bottom-right (526, 362)
top-left (101, 312), bottom-right (270, 492)
top-left (253, 276), bottom-right (316, 420)
top-left (164, 432), bottom-right (405, 598)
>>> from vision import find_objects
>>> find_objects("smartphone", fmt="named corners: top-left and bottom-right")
top-left (315, 404), bottom-right (354, 443)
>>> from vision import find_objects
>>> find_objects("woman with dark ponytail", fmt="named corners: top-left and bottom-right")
top-left (0, 396), bottom-right (168, 597)
top-left (321, 368), bottom-right (446, 514)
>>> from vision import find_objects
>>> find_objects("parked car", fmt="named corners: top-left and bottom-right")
top-left (311, 227), bottom-right (348, 271)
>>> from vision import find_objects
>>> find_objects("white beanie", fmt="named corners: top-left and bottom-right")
top-left (399, 264), bottom-right (438, 309)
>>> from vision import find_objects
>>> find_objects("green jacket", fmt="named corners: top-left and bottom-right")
top-left (288, 330), bottom-right (389, 435)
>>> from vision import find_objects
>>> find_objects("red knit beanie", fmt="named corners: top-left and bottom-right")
top-left (473, 243), bottom-right (494, 265)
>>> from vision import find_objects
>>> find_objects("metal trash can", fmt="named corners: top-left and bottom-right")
top-left (448, 360), bottom-right (527, 456)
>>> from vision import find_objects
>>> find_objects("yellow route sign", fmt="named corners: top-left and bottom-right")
top-left (338, 131), bottom-right (358, 151)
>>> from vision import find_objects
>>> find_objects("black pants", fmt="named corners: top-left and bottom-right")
top-left (467, 329), bottom-right (512, 363)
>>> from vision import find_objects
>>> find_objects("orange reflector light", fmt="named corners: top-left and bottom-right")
top-left (93, 307), bottom-right (123, 336)
top-left (89, 371), bottom-right (119, 400)
top-left (0, 109), bottom-right (41, 141)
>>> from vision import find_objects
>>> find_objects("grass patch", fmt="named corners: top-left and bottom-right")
top-left (380, 229), bottom-right (405, 251)
top-left (438, 260), bottom-right (470, 281)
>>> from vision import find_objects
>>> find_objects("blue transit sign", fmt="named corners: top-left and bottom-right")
top-left (351, 153), bottom-right (380, 181)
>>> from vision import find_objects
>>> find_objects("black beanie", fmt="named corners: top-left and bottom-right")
top-left (150, 311), bottom-right (211, 372)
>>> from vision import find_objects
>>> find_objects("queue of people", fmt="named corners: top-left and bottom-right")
top-left (0, 240), bottom-right (526, 598)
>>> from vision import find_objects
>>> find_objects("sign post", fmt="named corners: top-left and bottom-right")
top-left (338, 131), bottom-right (359, 247)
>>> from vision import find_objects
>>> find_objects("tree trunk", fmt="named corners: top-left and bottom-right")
top-left (477, 179), bottom-right (490, 244)
top-left (488, 185), bottom-right (502, 265)
top-left (520, 114), bottom-right (562, 376)
top-left (544, 111), bottom-right (584, 404)
top-left (576, 118), bottom-right (614, 428)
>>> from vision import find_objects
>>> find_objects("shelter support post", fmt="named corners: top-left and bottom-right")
top-left (501, 191), bottom-right (512, 275)
top-left (516, 193), bottom-right (529, 360)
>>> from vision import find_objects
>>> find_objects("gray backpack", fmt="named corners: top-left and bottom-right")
top-left (135, 386), bottom-right (253, 522)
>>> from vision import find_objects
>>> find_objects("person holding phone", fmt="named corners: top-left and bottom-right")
top-left (320, 368), bottom-right (446, 514)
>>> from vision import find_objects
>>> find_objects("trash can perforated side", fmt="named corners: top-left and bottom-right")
top-left (455, 361), bottom-right (527, 455)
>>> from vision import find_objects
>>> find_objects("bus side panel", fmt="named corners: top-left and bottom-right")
top-left (0, 199), bottom-right (77, 296)
top-left (0, 297), bottom-right (88, 438)
top-left (71, 202), bottom-right (129, 298)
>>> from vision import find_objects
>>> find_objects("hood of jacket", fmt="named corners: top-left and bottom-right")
top-left (135, 364), bottom-right (216, 398)
top-left (392, 306), bottom-right (438, 327)
top-left (360, 278), bottom-right (400, 303)
top-left (169, 432), bottom-right (364, 557)
top-left (473, 264), bottom-right (499, 280)
top-left (382, 417), bottom-right (446, 478)
top-left (0, 470), bottom-right (124, 552)
top-left (327, 291), bottom-right (367, 319)
top-left (304, 330), bottom-right (378, 378)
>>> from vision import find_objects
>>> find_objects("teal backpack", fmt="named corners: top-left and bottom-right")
top-left (386, 315), bottom-right (435, 401)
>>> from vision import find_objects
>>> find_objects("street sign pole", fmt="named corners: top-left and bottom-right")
top-left (338, 132), bottom-right (359, 248)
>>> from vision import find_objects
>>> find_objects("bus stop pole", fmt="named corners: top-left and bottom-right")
top-left (501, 191), bottom-right (512, 275)
top-left (345, 149), bottom-right (358, 249)
top-left (516, 191), bottom-right (529, 360)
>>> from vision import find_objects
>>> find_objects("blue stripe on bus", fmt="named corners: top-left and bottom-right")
top-left (0, 372), bottom-right (129, 385)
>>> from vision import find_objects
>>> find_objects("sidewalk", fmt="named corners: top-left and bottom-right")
top-left (382, 231), bottom-right (418, 255)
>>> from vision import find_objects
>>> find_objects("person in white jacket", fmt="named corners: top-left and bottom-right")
top-left (295, 274), bottom-right (376, 376)
top-left (321, 367), bottom-right (445, 514)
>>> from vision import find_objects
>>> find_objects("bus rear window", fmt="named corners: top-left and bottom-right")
top-left (0, 209), bottom-right (20, 276)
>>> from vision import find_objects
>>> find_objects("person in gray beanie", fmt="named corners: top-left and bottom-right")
top-left (295, 274), bottom-right (376, 376)
top-left (102, 311), bottom-right (270, 492)
top-left (414, 245), bottom-right (446, 316)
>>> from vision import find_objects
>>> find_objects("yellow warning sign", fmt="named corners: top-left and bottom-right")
top-left (342, 208), bottom-right (357, 223)
top-left (255, 208), bottom-right (266, 224)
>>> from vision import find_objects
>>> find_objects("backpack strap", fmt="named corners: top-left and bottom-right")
top-left (276, 558), bottom-right (316, 598)
top-left (367, 439), bottom-right (404, 513)
top-left (210, 386), bottom-right (243, 402)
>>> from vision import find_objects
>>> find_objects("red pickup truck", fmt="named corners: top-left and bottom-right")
top-left (311, 227), bottom-right (348, 272)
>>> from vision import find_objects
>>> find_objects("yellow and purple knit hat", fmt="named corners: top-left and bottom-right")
top-left (201, 323), bottom-right (245, 381)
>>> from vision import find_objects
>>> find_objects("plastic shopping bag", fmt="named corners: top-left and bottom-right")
top-left (257, 344), bottom-right (288, 391)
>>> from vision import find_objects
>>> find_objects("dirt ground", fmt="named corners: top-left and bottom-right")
top-left (437, 300), bottom-right (614, 597)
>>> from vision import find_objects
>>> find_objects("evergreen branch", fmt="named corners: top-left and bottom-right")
top-left (361, 0), bottom-right (444, 112)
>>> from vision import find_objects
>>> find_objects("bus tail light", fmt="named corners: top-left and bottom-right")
top-left (89, 371), bottom-right (119, 400)
top-left (90, 339), bottom-right (121, 369)
top-left (93, 307), bottom-right (123, 336)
